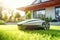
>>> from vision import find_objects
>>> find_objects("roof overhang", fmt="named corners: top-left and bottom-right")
top-left (17, 0), bottom-right (60, 11)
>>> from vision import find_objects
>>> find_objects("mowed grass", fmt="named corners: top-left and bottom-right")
top-left (0, 25), bottom-right (60, 40)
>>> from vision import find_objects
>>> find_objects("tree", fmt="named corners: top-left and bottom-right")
top-left (8, 10), bottom-right (14, 22)
top-left (14, 12), bottom-right (21, 21)
top-left (26, 11), bottom-right (31, 19)
top-left (0, 7), bottom-right (3, 20)
top-left (3, 13), bottom-right (8, 21)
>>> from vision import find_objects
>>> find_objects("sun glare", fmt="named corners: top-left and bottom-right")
top-left (1, 0), bottom-right (34, 16)
top-left (2, 0), bottom-right (35, 9)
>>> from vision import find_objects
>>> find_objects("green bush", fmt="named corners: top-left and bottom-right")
top-left (26, 11), bottom-right (31, 19)
top-left (0, 20), bottom-right (5, 25)
top-left (51, 19), bottom-right (58, 22)
top-left (40, 16), bottom-right (52, 23)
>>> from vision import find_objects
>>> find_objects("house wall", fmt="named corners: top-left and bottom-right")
top-left (45, 7), bottom-right (55, 19)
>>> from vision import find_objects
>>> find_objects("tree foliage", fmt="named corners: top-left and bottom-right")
top-left (3, 13), bottom-right (8, 21)
top-left (15, 12), bottom-right (21, 18)
top-left (0, 7), bottom-right (2, 20)
top-left (14, 12), bottom-right (21, 22)
top-left (26, 11), bottom-right (31, 19)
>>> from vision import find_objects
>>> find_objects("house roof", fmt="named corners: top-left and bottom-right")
top-left (17, 0), bottom-right (60, 11)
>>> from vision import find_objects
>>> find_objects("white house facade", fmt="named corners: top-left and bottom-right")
top-left (18, 0), bottom-right (60, 22)
top-left (32, 7), bottom-right (56, 19)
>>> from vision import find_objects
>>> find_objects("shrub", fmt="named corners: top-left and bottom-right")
top-left (48, 16), bottom-right (52, 21)
top-left (40, 16), bottom-right (52, 22)
top-left (0, 20), bottom-right (5, 25)
top-left (50, 19), bottom-right (58, 22)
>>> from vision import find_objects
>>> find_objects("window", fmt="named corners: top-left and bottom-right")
top-left (41, 0), bottom-right (49, 2)
top-left (33, 0), bottom-right (50, 4)
top-left (33, 9), bottom-right (45, 19)
top-left (37, 10), bottom-right (45, 19)
top-left (33, 11), bottom-right (37, 18)
top-left (55, 7), bottom-right (60, 22)
top-left (56, 7), bottom-right (60, 18)
top-left (33, 0), bottom-right (41, 4)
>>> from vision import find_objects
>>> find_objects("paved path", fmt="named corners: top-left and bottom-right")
top-left (5, 22), bottom-right (17, 25)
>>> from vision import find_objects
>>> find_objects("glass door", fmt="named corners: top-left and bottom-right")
top-left (55, 7), bottom-right (60, 22)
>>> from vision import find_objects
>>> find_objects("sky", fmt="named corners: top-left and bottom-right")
top-left (0, 0), bottom-right (35, 16)
top-left (0, 0), bottom-right (35, 9)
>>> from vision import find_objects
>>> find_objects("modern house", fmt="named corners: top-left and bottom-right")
top-left (18, 0), bottom-right (60, 22)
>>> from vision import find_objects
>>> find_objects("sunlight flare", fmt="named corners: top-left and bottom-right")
top-left (2, 0), bottom-right (35, 9)
top-left (1, 0), bottom-right (34, 16)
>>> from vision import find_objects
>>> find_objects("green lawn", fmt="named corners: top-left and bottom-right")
top-left (0, 25), bottom-right (60, 40)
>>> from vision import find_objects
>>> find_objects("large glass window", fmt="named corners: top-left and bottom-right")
top-left (41, 0), bottom-right (49, 2)
top-left (33, 10), bottom-right (45, 19)
top-left (37, 10), bottom-right (45, 19)
top-left (33, 0), bottom-right (50, 4)
top-left (55, 7), bottom-right (60, 21)
top-left (34, 0), bottom-right (41, 4)
top-left (33, 11), bottom-right (38, 18)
